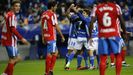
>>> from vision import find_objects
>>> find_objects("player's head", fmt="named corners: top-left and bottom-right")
top-left (48, 1), bottom-right (58, 12)
top-left (11, 0), bottom-right (21, 13)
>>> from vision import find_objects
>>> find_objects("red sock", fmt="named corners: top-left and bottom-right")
top-left (115, 54), bottom-right (122, 75)
top-left (99, 55), bottom-right (107, 75)
top-left (110, 53), bottom-right (115, 63)
top-left (4, 63), bottom-right (14, 75)
top-left (45, 55), bottom-right (52, 74)
top-left (121, 50), bottom-right (126, 61)
top-left (50, 55), bottom-right (57, 71)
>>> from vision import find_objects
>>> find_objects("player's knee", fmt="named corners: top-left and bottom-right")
top-left (9, 58), bottom-right (16, 64)
top-left (68, 50), bottom-right (75, 54)
top-left (89, 50), bottom-right (94, 56)
top-left (16, 56), bottom-right (22, 62)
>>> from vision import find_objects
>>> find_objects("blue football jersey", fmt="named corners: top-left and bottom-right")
top-left (76, 12), bottom-right (91, 38)
top-left (91, 21), bottom-right (98, 38)
top-left (68, 14), bottom-right (78, 38)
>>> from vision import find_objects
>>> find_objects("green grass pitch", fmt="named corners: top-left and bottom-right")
top-left (0, 56), bottom-right (133, 75)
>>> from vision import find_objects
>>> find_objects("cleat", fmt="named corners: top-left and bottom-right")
top-left (89, 66), bottom-right (96, 70)
top-left (64, 67), bottom-right (71, 71)
top-left (122, 63), bottom-right (130, 67)
top-left (110, 64), bottom-right (115, 68)
top-left (110, 63), bottom-right (115, 68)
top-left (49, 71), bottom-right (53, 75)
top-left (1, 73), bottom-right (7, 75)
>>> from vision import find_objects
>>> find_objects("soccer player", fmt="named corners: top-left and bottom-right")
top-left (89, 0), bottom-right (127, 75)
top-left (1, 1), bottom-right (29, 75)
top-left (110, 31), bottom-right (130, 67)
top-left (88, 21), bottom-right (99, 69)
top-left (64, 4), bottom-right (79, 70)
top-left (41, 1), bottom-right (65, 75)
top-left (72, 6), bottom-right (90, 70)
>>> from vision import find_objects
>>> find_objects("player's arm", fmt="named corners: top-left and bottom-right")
top-left (65, 4), bottom-right (75, 18)
top-left (55, 24), bottom-right (65, 42)
top-left (53, 14), bottom-right (65, 42)
top-left (41, 14), bottom-right (47, 44)
top-left (117, 4), bottom-right (127, 39)
top-left (72, 7), bottom-right (88, 23)
top-left (89, 5), bottom-right (97, 38)
top-left (9, 16), bottom-right (29, 45)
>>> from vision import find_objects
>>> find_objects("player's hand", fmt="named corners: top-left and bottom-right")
top-left (70, 4), bottom-right (75, 9)
top-left (21, 38), bottom-right (30, 45)
top-left (61, 37), bottom-right (65, 42)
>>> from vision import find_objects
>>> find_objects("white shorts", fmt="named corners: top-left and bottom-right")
top-left (76, 37), bottom-right (89, 50)
top-left (88, 37), bottom-right (98, 51)
top-left (67, 38), bottom-right (78, 50)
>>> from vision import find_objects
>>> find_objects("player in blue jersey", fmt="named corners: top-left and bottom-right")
top-left (72, 5), bottom-right (97, 70)
top-left (88, 21), bottom-right (99, 69)
top-left (64, 4), bottom-right (79, 70)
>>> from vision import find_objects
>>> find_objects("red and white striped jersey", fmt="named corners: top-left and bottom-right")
top-left (91, 2), bottom-right (122, 38)
top-left (41, 10), bottom-right (58, 41)
top-left (1, 11), bottom-right (23, 47)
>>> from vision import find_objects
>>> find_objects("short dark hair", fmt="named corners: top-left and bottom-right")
top-left (11, 0), bottom-right (21, 6)
top-left (47, 1), bottom-right (57, 9)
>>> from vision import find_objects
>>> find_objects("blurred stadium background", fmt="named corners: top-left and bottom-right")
top-left (0, 0), bottom-right (133, 61)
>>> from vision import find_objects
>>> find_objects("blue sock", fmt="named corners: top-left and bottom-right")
top-left (83, 51), bottom-right (88, 67)
top-left (90, 56), bottom-right (95, 67)
top-left (65, 53), bottom-right (69, 64)
top-left (68, 51), bottom-right (75, 62)
top-left (96, 55), bottom-right (100, 66)
top-left (77, 55), bottom-right (82, 67)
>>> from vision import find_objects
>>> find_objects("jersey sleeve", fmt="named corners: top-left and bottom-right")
top-left (51, 13), bottom-right (58, 25)
top-left (9, 14), bottom-right (23, 40)
top-left (9, 14), bottom-right (16, 27)
top-left (116, 4), bottom-right (122, 16)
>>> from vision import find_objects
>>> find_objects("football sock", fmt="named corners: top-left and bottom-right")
top-left (77, 55), bottom-right (82, 67)
top-left (110, 53), bottom-right (115, 64)
top-left (99, 55), bottom-right (107, 75)
top-left (115, 54), bottom-right (122, 75)
top-left (96, 55), bottom-right (100, 67)
top-left (65, 53), bottom-right (69, 65)
top-left (50, 55), bottom-right (57, 71)
top-left (45, 55), bottom-right (52, 74)
top-left (4, 63), bottom-right (14, 75)
top-left (121, 50), bottom-right (126, 62)
top-left (90, 56), bottom-right (95, 67)
top-left (66, 51), bottom-right (75, 67)
top-left (83, 50), bottom-right (89, 67)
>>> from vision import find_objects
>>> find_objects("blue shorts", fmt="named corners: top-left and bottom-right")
top-left (47, 40), bottom-right (57, 53)
top-left (5, 46), bottom-right (19, 58)
top-left (98, 37), bottom-right (123, 55)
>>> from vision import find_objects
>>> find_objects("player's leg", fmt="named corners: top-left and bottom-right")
top-left (65, 38), bottom-right (77, 69)
top-left (77, 50), bottom-right (83, 69)
top-left (99, 54), bottom-right (108, 75)
top-left (82, 49), bottom-right (89, 69)
top-left (88, 38), bottom-right (97, 69)
top-left (65, 50), bottom-right (76, 70)
top-left (121, 39), bottom-right (129, 67)
top-left (47, 40), bottom-right (59, 75)
top-left (110, 53), bottom-right (115, 67)
top-left (2, 46), bottom-right (18, 75)
top-left (98, 38), bottom-right (108, 75)
top-left (109, 37), bottom-right (123, 75)
top-left (45, 41), bottom-right (54, 75)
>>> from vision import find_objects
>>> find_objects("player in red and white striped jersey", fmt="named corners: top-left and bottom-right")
top-left (1, 1), bottom-right (29, 75)
top-left (41, 1), bottom-right (65, 75)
